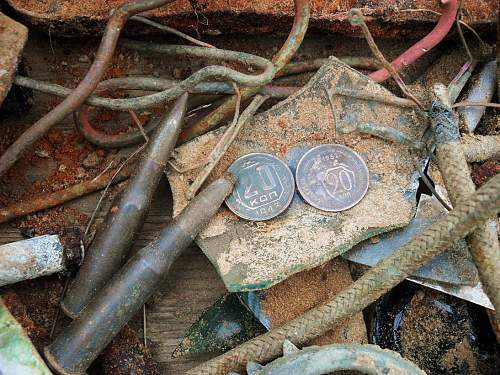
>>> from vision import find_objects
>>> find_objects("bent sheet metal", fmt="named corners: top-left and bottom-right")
top-left (344, 193), bottom-right (493, 309)
top-left (167, 58), bottom-right (427, 291)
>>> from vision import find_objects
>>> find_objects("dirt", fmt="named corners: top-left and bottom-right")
top-left (7, 0), bottom-right (497, 38)
top-left (1, 290), bottom-right (50, 350)
top-left (261, 257), bottom-right (367, 345)
top-left (2, 277), bottom-right (66, 350)
top-left (101, 324), bottom-right (161, 375)
top-left (400, 289), bottom-right (498, 375)
top-left (1, 283), bottom-right (160, 374)
top-left (471, 159), bottom-right (500, 187)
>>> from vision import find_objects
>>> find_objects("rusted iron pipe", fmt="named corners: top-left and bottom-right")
top-left (0, 0), bottom-right (176, 178)
top-left (280, 57), bottom-right (381, 74)
top-left (0, 167), bottom-right (132, 224)
top-left (369, 0), bottom-right (459, 82)
top-left (179, 0), bottom-right (310, 144)
top-left (61, 93), bottom-right (188, 319)
top-left (45, 174), bottom-right (235, 375)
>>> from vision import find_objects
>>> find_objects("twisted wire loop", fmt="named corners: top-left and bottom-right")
top-left (180, 0), bottom-right (311, 144)
top-left (88, 38), bottom-right (276, 110)
top-left (15, 74), bottom-right (287, 111)
top-left (0, 0), bottom-right (179, 177)
top-left (2, 0), bottom-right (308, 163)
top-left (189, 174), bottom-right (500, 374)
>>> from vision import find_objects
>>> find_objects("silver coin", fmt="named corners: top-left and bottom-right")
top-left (296, 144), bottom-right (369, 212)
top-left (225, 153), bottom-right (295, 221)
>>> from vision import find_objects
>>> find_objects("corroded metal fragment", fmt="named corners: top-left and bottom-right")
top-left (168, 58), bottom-right (426, 291)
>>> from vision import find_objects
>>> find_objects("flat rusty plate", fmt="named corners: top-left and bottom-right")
top-left (167, 57), bottom-right (426, 292)
top-left (5, 0), bottom-right (497, 37)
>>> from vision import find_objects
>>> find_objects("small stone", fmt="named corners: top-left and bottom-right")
top-left (35, 150), bottom-right (50, 158)
top-left (369, 236), bottom-right (380, 244)
top-left (76, 167), bottom-right (86, 179)
top-left (78, 54), bottom-right (90, 63)
top-left (82, 152), bottom-right (101, 169)
top-left (61, 61), bottom-right (68, 66)
top-left (205, 29), bottom-right (222, 36)
top-left (58, 164), bottom-right (67, 172)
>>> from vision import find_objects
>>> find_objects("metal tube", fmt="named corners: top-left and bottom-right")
top-left (61, 93), bottom-right (188, 319)
top-left (457, 61), bottom-right (497, 132)
top-left (45, 175), bottom-right (235, 375)
top-left (0, 235), bottom-right (69, 287)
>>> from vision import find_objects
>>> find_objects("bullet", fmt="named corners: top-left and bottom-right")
top-left (45, 174), bottom-right (236, 375)
top-left (61, 93), bottom-right (188, 318)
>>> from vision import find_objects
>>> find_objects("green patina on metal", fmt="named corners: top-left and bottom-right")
top-left (174, 294), bottom-right (265, 357)
top-left (242, 343), bottom-right (425, 375)
top-left (0, 300), bottom-right (52, 375)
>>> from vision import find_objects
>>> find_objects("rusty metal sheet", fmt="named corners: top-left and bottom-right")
top-left (0, 12), bottom-right (28, 106)
top-left (5, 0), bottom-right (497, 37)
top-left (167, 57), bottom-right (426, 292)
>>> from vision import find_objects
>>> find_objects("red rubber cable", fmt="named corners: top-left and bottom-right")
top-left (369, 0), bottom-right (459, 82)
